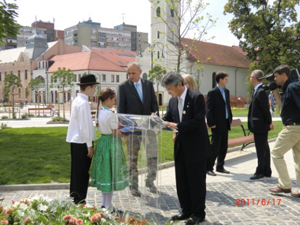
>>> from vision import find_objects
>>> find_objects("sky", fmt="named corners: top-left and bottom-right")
top-left (6, 0), bottom-right (287, 47)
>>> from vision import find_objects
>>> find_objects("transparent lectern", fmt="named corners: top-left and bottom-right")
top-left (111, 113), bottom-right (174, 224)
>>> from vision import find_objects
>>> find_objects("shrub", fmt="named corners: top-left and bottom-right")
top-left (51, 116), bottom-right (69, 122)
top-left (1, 116), bottom-right (8, 119)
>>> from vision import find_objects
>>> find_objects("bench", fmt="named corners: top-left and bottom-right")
top-left (206, 118), bottom-right (254, 150)
top-left (28, 107), bottom-right (55, 116)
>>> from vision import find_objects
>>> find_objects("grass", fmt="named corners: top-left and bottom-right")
top-left (0, 121), bottom-right (283, 185)
top-left (232, 107), bottom-right (281, 117)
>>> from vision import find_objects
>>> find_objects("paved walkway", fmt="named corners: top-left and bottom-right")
top-left (0, 114), bottom-right (299, 224)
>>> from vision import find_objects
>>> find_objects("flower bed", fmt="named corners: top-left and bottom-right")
top-left (0, 195), bottom-right (149, 225)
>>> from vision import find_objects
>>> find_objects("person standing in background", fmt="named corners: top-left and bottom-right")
top-left (248, 70), bottom-right (274, 180)
top-left (206, 71), bottom-right (233, 176)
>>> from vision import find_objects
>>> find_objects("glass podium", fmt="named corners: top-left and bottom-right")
top-left (110, 113), bottom-right (174, 224)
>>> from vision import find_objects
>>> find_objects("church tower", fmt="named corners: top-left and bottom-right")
top-left (151, 0), bottom-right (180, 46)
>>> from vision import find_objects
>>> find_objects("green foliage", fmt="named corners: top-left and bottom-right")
top-left (51, 67), bottom-right (75, 91)
top-left (148, 65), bottom-right (167, 92)
top-left (0, 0), bottom-right (21, 45)
top-left (224, 0), bottom-right (300, 73)
top-left (3, 73), bottom-right (22, 94)
top-left (27, 77), bottom-right (44, 91)
top-left (51, 116), bottom-right (69, 122)
top-left (1, 115), bottom-right (8, 119)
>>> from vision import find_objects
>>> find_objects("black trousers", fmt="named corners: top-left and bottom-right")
top-left (253, 132), bottom-right (272, 176)
top-left (175, 148), bottom-right (206, 218)
top-left (207, 129), bottom-right (229, 171)
top-left (70, 143), bottom-right (92, 204)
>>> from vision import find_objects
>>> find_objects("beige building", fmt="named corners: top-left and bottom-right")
top-left (0, 34), bottom-right (81, 103)
top-left (64, 18), bottom-right (148, 52)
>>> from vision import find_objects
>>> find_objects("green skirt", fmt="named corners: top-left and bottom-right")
top-left (91, 134), bottom-right (129, 192)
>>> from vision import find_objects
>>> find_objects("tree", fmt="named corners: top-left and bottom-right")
top-left (224, 0), bottom-right (300, 74)
top-left (28, 77), bottom-right (44, 112)
top-left (149, 0), bottom-right (215, 73)
top-left (51, 67), bottom-right (75, 119)
top-left (0, 0), bottom-right (21, 45)
top-left (4, 73), bottom-right (22, 118)
top-left (148, 65), bottom-right (167, 102)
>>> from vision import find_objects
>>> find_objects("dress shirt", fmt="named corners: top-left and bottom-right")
top-left (217, 84), bottom-right (229, 119)
top-left (253, 83), bottom-right (262, 94)
top-left (97, 107), bottom-right (118, 134)
top-left (66, 93), bottom-right (96, 147)
top-left (178, 86), bottom-right (187, 121)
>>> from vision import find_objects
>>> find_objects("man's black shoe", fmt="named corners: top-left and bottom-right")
top-left (130, 188), bottom-right (141, 197)
top-left (250, 174), bottom-right (264, 180)
top-left (207, 170), bottom-right (216, 176)
top-left (264, 174), bottom-right (272, 177)
top-left (186, 216), bottom-right (205, 224)
top-left (171, 212), bottom-right (192, 221)
top-left (216, 168), bottom-right (230, 174)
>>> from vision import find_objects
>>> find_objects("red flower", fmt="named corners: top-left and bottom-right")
top-left (1, 221), bottom-right (9, 224)
top-left (63, 215), bottom-right (72, 222)
top-left (24, 217), bottom-right (33, 224)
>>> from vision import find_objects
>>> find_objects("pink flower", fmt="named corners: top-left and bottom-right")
top-left (24, 217), bottom-right (33, 224)
top-left (90, 215), bottom-right (99, 223)
top-left (63, 215), bottom-right (72, 221)
top-left (69, 217), bottom-right (77, 225)
top-left (4, 208), bottom-right (14, 215)
top-left (76, 219), bottom-right (83, 225)
top-left (1, 221), bottom-right (9, 224)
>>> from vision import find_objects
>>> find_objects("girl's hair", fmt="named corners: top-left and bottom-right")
top-left (96, 88), bottom-right (116, 125)
top-left (182, 74), bottom-right (198, 91)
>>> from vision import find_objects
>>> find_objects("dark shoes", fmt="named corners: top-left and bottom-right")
top-left (207, 170), bottom-right (216, 176)
top-left (216, 168), bottom-right (230, 174)
top-left (186, 216), bottom-right (205, 225)
top-left (269, 186), bottom-right (291, 193)
top-left (145, 180), bottom-right (158, 193)
top-left (130, 188), bottom-right (141, 197)
top-left (250, 174), bottom-right (264, 180)
top-left (170, 212), bottom-right (192, 221)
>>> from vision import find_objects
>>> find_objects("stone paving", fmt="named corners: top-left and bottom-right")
top-left (1, 141), bottom-right (300, 224)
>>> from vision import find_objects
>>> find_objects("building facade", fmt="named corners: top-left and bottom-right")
top-left (64, 18), bottom-right (148, 52)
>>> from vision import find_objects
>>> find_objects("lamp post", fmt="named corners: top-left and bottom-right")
top-left (139, 41), bottom-right (165, 70)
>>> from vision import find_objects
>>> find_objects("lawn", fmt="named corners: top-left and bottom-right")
top-left (0, 121), bottom-right (283, 185)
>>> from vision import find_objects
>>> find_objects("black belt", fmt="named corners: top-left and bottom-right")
top-left (285, 122), bottom-right (300, 126)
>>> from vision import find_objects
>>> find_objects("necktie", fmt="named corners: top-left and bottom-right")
top-left (178, 98), bottom-right (183, 122)
top-left (136, 83), bottom-right (143, 103)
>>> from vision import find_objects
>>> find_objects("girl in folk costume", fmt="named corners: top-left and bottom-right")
top-left (91, 88), bottom-right (128, 209)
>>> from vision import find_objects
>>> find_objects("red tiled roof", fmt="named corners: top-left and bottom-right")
top-left (47, 51), bottom-right (128, 73)
top-left (181, 38), bottom-right (251, 68)
top-left (92, 48), bottom-right (136, 68)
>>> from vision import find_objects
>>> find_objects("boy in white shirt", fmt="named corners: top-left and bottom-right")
top-left (66, 74), bottom-right (99, 204)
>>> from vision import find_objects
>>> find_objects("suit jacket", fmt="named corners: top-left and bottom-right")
top-left (117, 78), bottom-right (159, 116)
top-left (163, 88), bottom-right (210, 163)
top-left (206, 86), bottom-right (233, 132)
top-left (248, 85), bottom-right (272, 133)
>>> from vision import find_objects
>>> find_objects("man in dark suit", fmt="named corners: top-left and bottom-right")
top-left (206, 71), bottom-right (233, 176)
top-left (162, 71), bottom-right (210, 225)
top-left (117, 62), bottom-right (159, 197)
top-left (248, 70), bottom-right (274, 180)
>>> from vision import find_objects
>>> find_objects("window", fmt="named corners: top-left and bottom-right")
top-left (5, 71), bottom-right (7, 76)
top-left (156, 7), bottom-right (161, 17)
top-left (212, 72), bottom-right (216, 88)
top-left (157, 31), bottom-right (160, 39)
top-left (143, 73), bottom-right (147, 80)
top-left (116, 75), bottom-right (119, 82)
top-left (78, 74), bottom-right (81, 82)
top-left (171, 8), bottom-right (175, 17)
top-left (25, 70), bottom-right (28, 80)
top-left (102, 74), bottom-right (106, 82)
top-left (157, 51), bottom-right (160, 59)
top-left (74, 74), bottom-right (77, 82)
top-left (19, 88), bottom-right (21, 93)
top-left (111, 74), bottom-right (114, 82)
top-left (0, 72), bottom-right (1, 81)
top-left (18, 70), bottom-right (20, 78)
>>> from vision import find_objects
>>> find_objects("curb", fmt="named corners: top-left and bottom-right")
top-left (0, 139), bottom-right (277, 192)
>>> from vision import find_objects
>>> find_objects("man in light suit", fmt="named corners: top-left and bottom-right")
top-left (162, 72), bottom-right (210, 225)
top-left (117, 62), bottom-right (159, 197)
top-left (248, 70), bottom-right (274, 180)
top-left (206, 71), bottom-right (233, 176)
